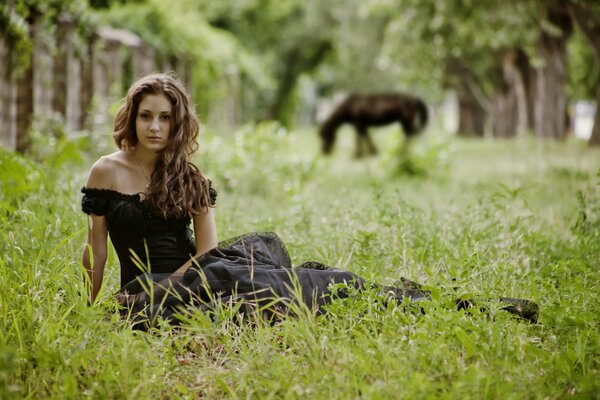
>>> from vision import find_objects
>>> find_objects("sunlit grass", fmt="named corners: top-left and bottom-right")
top-left (1, 123), bottom-right (599, 398)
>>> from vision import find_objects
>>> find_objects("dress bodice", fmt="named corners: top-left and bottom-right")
top-left (81, 186), bottom-right (217, 287)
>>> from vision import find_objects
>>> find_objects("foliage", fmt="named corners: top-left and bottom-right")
top-left (99, 0), bottom-right (272, 119)
top-left (190, 0), bottom-right (335, 123)
top-left (572, 169), bottom-right (600, 258)
top-left (0, 0), bottom-right (91, 74)
top-left (4, 0), bottom-right (597, 135)
top-left (567, 27), bottom-right (599, 100)
top-left (0, 1), bottom-right (32, 75)
top-left (26, 115), bottom-right (90, 174)
top-left (369, 0), bottom-right (540, 100)
top-left (2, 123), bottom-right (600, 398)
top-left (313, 0), bottom-right (398, 94)
top-left (0, 147), bottom-right (41, 214)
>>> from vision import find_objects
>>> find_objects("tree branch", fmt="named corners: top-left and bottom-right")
top-left (564, 0), bottom-right (600, 64)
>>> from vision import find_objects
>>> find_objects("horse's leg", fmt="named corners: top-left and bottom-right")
top-left (399, 123), bottom-right (414, 158)
top-left (354, 125), bottom-right (366, 158)
top-left (355, 125), bottom-right (375, 158)
top-left (398, 132), bottom-right (406, 155)
top-left (364, 129), bottom-right (377, 155)
top-left (396, 128), bottom-right (420, 174)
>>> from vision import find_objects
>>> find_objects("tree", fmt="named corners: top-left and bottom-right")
top-left (370, 0), bottom-right (588, 141)
top-left (371, 0), bottom-right (540, 138)
top-left (0, 0), bottom-right (90, 152)
top-left (564, 0), bottom-right (600, 146)
top-left (195, 0), bottom-right (335, 126)
top-left (195, 0), bottom-right (400, 127)
top-left (534, 2), bottom-right (573, 140)
top-left (99, 0), bottom-right (271, 127)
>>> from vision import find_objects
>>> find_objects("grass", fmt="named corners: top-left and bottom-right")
top-left (1, 122), bottom-right (599, 399)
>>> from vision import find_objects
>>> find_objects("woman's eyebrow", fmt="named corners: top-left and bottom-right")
top-left (139, 109), bottom-right (171, 113)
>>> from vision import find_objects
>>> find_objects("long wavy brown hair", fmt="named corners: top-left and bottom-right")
top-left (113, 72), bottom-right (213, 219)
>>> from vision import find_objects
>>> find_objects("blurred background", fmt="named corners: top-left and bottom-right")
top-left (0, 0), bottom-right (599, 152)
top-left (1, 5), bottom-right (600, 397)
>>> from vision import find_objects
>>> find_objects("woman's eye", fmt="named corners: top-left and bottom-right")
top-left (140, 113), bottom-right (149, 119)
top-left (161, 115), bottom-right (171, 121)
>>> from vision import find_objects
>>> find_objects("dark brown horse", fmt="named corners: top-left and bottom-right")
top-left (319, 92), bottom-right (428, 156)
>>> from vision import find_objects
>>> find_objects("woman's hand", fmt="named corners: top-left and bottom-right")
top-left (115, 291), bottom-right (146, 306)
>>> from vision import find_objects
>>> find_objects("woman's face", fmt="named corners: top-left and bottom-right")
top-left (135, 93), bottom-right (172, 152)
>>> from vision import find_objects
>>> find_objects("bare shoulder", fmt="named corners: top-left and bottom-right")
top-left (86, 151), bottom-right (126, 189)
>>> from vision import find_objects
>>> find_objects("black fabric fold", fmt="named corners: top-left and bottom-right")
top-left (118, 232), bottom-right (374, 329)
top-left (116, 232), bottom-right (539, 330)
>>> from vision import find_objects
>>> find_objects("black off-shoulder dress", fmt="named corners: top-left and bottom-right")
top-left (81, 186), bottom-right (538, 329)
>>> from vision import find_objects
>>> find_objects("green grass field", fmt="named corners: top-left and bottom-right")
top-left (1, 123), bottom-right (599, 399)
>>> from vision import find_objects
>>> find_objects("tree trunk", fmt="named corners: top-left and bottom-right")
top-left (564, 0), bottom-right (600, 146)
top-left (269, 40), bottom-right (331, 127)
top-left (513, 49), bottom-right (536, 132)
top-left (79, 39), bottom-right (95, 129)
top-left (512, 49), bottom-right (534, 134)
top-left (16, 65), bottom-right (34, 153)
top-left (15, 10), bottom-right (40, 153)
top-left (457, 88), bottom-right (485, 137)
top-left (590, 84), bottom-right (600, 146)
top-left (32, 12), bottom-right (52, 117)
top-left (534, 3), bottom-right (573, 140)
top-left (448, 60), bottom-right (489, 137)
top-left (491, 91), bottom-right (517, 138)
top-left (491, 49), bottom-right (528, 138)
top-left (53, 17), bottom-right (72, 118)
top-left (0, 36), bottom-right (18, 151)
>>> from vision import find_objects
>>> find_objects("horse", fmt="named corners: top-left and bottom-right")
top-left (319, 92), bottom-right (428, 156)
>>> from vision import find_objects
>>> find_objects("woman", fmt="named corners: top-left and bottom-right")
top-left (82, 72), bottom-right (217, 302)
top-left (82, 73), bottom-right (537, 329)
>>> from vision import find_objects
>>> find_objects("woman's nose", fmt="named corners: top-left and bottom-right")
top-left (150, 118), bottom-right (160, 131)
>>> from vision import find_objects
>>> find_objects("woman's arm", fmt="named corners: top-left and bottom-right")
top-left (117, 205), bottom-right (217, 306)
top-left (193, 207), bottom-right (218, 257)
top-left (82, 214), bottom-right (108, 303)
top-left (173, 207), bottom-right (217, 274)
top-left (82, 157), bottom-right (113, 303)
top-left (117, 207), bottom-right (217, 306)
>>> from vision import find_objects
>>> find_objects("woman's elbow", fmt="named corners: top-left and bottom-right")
top-left (82, 245), bottom-right (107, 267)
top-left (196, 244), bottom-right (216, 258)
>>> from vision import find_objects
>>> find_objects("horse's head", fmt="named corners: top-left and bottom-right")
top-left (319, 125), bottom-right (335, 155)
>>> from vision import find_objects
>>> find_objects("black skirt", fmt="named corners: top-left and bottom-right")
top-left (117, 232), bottom-right (538, 330)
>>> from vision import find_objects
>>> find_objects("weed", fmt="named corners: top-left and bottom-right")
top-left (1, 128), bottom-right (599, 398)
